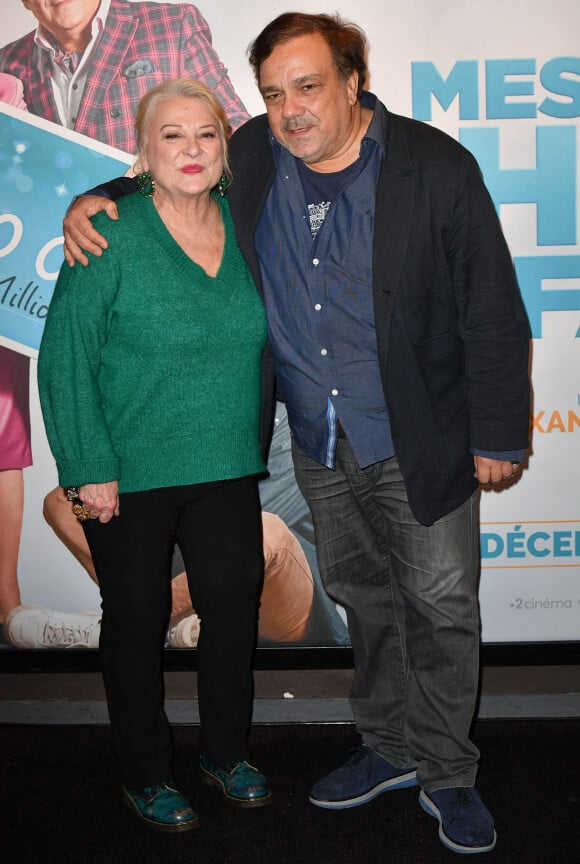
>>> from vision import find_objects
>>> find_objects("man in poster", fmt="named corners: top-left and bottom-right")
top-left (0, 0), bottom-right (250, 149)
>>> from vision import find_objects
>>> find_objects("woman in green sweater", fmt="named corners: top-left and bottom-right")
top-left (38, 79), bottom-right (270, 832)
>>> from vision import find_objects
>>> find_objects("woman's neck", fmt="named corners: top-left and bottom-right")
top-left (152, 191), bottom-right (225, 277)
top-left (153, 189), bottom-right (217, 229)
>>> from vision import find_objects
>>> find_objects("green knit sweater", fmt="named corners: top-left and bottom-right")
top-left (38, 193), bottom-right (267, 492)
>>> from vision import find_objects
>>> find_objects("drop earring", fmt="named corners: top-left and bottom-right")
top-left (217, 173), bottom-right (228, 198)
top-left (136, 170), bottom-right (155, 197)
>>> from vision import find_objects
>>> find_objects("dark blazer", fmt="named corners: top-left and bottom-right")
top-left (228, 100), bottom-right (531, 526)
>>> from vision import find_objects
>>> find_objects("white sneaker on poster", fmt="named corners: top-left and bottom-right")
top-left (165, 614), bottom-right (201, 648)
top-left (4, 605), bottom-right (101, 649)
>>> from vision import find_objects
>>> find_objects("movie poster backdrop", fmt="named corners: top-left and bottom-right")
top-left (1, 0), bottom-right (578, 651)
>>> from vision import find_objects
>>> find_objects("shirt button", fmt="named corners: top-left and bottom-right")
top-left (314, 303), bottom-right (322, 311)
top-left (72, 83), bottom-right (78, 90)
top-left (312, 258), bottom-right (319, 266)
top-left (331, 389), bottom-right (339, 396)
top-left (320, 348), bottom-right (328, 356)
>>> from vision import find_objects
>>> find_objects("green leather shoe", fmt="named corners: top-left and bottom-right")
top-left (123, 782), bottom-right (199, 832)
top-left (199, 757), bottom-right (272, 808)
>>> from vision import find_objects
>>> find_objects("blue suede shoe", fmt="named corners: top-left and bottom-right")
top-left (419, 787), bottom-right (497, 854)
top-left (309, 745), bottom-right (417, 809)
top-left (123, 782), bottom-right (198, 832)
top-left (199, 757), bottom-right (272, 808)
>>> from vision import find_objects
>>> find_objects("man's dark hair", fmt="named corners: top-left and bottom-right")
top-left (248, 12), bottom-right (368, 98)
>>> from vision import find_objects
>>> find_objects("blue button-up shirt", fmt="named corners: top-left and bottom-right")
top-left (254, 92), bottom-right (394, 469)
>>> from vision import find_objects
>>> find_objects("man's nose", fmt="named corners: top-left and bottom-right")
top-left (281, 94), bottom-right (303, 118)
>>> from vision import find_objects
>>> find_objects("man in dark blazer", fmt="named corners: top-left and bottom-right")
top-left (62, 12), bottom-right (530, 855)
top-left (0, 0), bottom-right (249, 151)
top-left (226, 17), bottom-right (529, 856)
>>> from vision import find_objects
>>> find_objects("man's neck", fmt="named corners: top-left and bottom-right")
top-left (308, 105), bottom-right (373, 174)
top-left (43, 24), bottom-right (93, 55)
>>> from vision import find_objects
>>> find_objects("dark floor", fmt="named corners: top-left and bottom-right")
top-left (2, 719), bottom-right (579, 864)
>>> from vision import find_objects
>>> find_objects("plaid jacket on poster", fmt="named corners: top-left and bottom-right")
top-left (0, 0), bottom-right (249, 153)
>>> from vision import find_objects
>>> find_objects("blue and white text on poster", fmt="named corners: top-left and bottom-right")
top-left (0, 104), bottom-right (131, 357)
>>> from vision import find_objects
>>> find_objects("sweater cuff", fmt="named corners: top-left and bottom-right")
top-left (56, 457), bottom-right (120, 489)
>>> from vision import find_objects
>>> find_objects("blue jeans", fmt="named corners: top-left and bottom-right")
top-left (291, 436), bottom-right (481, 790)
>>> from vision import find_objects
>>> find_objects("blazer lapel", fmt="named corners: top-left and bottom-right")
top-left (230, 119), bottom-right (276, 299)
top-left (27, 48), bottom-right (61, 125)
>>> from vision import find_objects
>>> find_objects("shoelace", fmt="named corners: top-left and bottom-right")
top-left (207, 760), bottom-right (259, 779)
top-left (347, 746), bottom-right (372, 766)
top-left (340, 746), bottom-right (375, 780)
top-left (143, 783), bottom-right (172, 799)
top-left (454, 788), bottom-right (474, 805)
top-left (225, 761), bottom-right (253, 777)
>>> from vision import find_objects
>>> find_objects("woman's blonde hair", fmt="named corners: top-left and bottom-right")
top-left (134, 77), bottom-right (232, 186)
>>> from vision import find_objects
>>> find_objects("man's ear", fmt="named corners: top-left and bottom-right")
top-left (347, 71), bottom-right (359, 106)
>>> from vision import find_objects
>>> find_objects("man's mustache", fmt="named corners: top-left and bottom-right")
top-left (282, 118), bottom-right (316, 132)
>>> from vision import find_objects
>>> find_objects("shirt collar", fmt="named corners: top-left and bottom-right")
top-left (359, 90), bottom-right (387, 149)
top-left (34, 0), bottom-right (111, 60)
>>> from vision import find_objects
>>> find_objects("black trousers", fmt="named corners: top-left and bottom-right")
top-left (83, 476), bottom-right (264, 789)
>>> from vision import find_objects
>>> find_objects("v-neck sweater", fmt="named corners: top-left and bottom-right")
top-left (38, 192), bottom-right (267, 492)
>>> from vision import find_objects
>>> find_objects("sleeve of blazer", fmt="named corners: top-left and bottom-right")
top-left (448, 151), bottom-right (531, 452)
top-left (0, 35), bottom-right (61, 125)
top-left (177, 5), bottom-right (250, 133)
